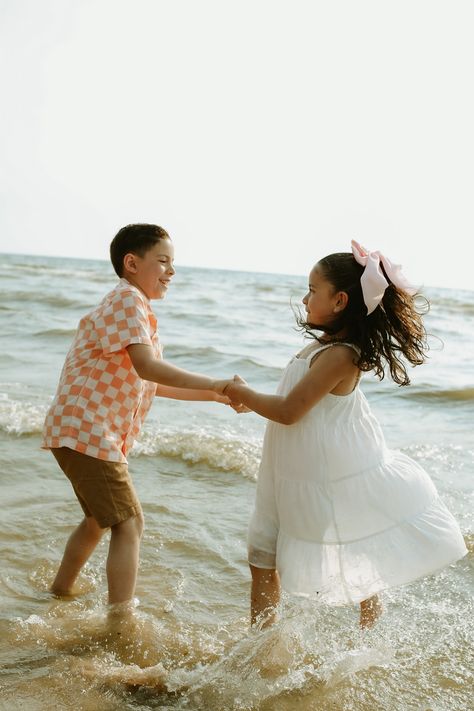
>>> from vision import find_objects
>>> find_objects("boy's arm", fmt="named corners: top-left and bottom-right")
top-left (126, 343), bottom-right (229, 393)
top-left (155, 383), bottom-right (229, 403)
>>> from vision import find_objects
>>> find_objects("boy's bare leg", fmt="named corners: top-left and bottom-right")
top-left (107, 514), bottom-right (144, 605)
top-left (51, 516), bottom-right (105, 595)
top-left (250, 564), bottom-right (281, 628)
top-left (359, 594), bottom-right (383, 628)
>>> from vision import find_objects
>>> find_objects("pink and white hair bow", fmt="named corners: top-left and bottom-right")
top-left (351, 240), bottom-right (416, 315)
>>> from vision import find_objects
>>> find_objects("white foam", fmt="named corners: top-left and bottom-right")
top-left (133, 425), bottom-right (261, 479)
top-left (0, 392), bottom-right (261, 479)
top-left (0, 393), bottom-right (47, 435)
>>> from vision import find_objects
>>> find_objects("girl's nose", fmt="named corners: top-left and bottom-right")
top-left (168, 264), bottom-right (176, 275)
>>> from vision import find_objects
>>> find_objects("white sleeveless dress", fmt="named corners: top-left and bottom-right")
top-left (248, 342), bottom-right (467, 605)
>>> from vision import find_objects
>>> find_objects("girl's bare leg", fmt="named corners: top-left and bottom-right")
top-left (359, 594), bottom-right (383, 628)
top-left (51, 516), bottom-right (106, 595)
top-left (250, 564), bottom-right (281, 628)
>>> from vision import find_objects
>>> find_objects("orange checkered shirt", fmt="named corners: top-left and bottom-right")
top-left (42, 279), bottom-right (161, 463)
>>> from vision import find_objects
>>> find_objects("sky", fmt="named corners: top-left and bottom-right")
top-left (0, 0), bottom-right (473, 289)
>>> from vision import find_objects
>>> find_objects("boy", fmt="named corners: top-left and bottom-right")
top-left (42, 223), bottom-right (230, 605)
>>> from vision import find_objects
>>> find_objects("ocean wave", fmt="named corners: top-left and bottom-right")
top-left (163, 344), bottom-right (282, 375)
top-left (428, 293), bottom-right (474, 314)
top-left (33, 328), bottom-right (77, 339)
top-left (164, 311), bottom-right (227, 324)
top-left (0, 394), bottom-right (48, 436)
top-left (398, 386), bottom-right (474, 403)
top-left (0, 260), bottom-right (108, 281)
top-left (163, 344), bottom-right (229, 359)
top-left (0, 289), bottom-right (88, 309)
top-left (132, 426), bottom-right (260, 479)
top-left (0, 394), bottom-right (261, 479)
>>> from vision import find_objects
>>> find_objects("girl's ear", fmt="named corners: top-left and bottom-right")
top-left (123, 253), bottom-right (138, 274)
top-left (333, 291), bottom-right (349, 313)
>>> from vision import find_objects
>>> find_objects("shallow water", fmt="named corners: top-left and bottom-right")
top-left (0, 253), bottom-right (473, 709)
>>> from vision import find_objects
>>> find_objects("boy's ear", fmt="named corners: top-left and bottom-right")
top-left (123, 252), bottom-right (138, 274)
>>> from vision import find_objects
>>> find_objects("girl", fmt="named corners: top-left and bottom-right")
top-left (225, 240), bottom-right (467, 629)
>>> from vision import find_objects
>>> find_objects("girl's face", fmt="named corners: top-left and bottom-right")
top-left (302, 264), bottom-right (347, 330)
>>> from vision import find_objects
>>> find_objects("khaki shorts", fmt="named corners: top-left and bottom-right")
top-left (51, 447), bottom-right (142, 528)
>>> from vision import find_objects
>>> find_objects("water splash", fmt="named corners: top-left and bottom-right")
top-left (5, 570), bottom-right (473, 711)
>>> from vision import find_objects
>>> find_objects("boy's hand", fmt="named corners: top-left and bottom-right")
top-left (215, 393), bottom-right (231, 405)
top-left (212, 378), bottom-right (234, 395)
top-left (230, 401), bottom-right (252, 413)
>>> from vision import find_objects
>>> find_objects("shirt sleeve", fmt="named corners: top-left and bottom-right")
top-left (94, 289), bottom-right (153, 355)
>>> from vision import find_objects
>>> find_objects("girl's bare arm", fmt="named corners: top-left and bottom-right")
top-left (225, 347), bottom-right (358, 424)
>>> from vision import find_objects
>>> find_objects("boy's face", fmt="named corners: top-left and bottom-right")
top-left (124, 239), bottom-right (175, 300)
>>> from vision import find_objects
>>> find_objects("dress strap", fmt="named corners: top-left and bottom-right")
top-left (303, 341), bottom-right (361, 362)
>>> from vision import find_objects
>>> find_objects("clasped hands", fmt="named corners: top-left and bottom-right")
top-left (214, 375), bottom-right (251, 413)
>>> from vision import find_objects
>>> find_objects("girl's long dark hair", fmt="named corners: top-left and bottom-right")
top-left (296, 252), bottom-right (429, 385)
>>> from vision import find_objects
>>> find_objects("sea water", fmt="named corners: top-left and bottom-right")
top-left (0, 253), bottom-right (472, 710)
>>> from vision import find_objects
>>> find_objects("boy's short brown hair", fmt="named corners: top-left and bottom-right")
top-left (110, 223), bottom-right (170, 277)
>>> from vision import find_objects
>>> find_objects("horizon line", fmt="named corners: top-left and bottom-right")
top-left (0, 250), bottom-right (472, 294)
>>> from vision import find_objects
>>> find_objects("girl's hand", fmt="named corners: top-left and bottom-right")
top-left (228, 374), bottom-right (252, 413)
top-left (211, 378), bottom-right (249, 409)
top-left (225, 374), bottom-right (247, 399)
